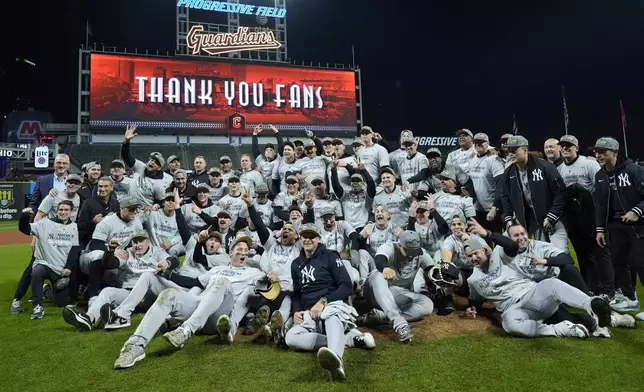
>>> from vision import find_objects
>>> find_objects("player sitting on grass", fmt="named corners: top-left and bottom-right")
top-left (63, 230), bottom-right (178, 331)
top-left (113, 236), bottom-right (264, 369)
top-left (14, 202), bottom-right (80, 319)
top-left (462, 232), bottom-right (619, 339)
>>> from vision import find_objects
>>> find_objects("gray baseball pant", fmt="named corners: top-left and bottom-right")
top-left (502, 278), bottom-right (593, 337)
top-left (125, 277), bottom-right (235, 348)
top-left (364, 271), bottom-right (433, 330)
top-left (528, 220), bottom-right (569, 254)
top-left (167, 243), bottom-right (186, 258)
top-left (113, 272), bottom-right (186, 320)
top-left (285, 311), bottom-right (362, 359)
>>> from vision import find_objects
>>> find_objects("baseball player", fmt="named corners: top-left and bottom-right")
top-left (271, 142), bottom-right (303, 195)
top-left (252, 124), bottom-right (284, 184)
top-left (331, 164), bottom-right (376, 233)
top-left (14, 201), bottom-right (80, 319)
top-left (314, 207), bottom-right (365, 280)
top-left (140, 192), bottom-right (184, 257)
top-left (188, 155), bottom-right (209, 187)
top-left (35, 174), bottom-right (83, 222)
top-left (251, 183), bottom-right (277, 229)
top-left (463, 236), bottom-right (614, 338)
top-left (218, 175), bottom-right (249, 227)
top-left (326, 139), bottom-right (358, 196)
top-left (78, 196), bottom-right (144, 305)
top-left (388, 130), bottom-right (414, 176)
top-left (181, 183), bottom-right (220, 233)
top-left (63, 230), bottom-right (178, 331)
top-left (355, 126), bottom-right (390, 184)
top-left (468, 133), bottom-right (505, 232)
top-left (358, 231), bottom-right (435, 343)
top-left (407, 198), bottom-right (450, 257)
top-left (285, 224), bottom-right (375, 382)
top-left (445, 129), bottom-right (476, 172)
top-left (310, 177), bottom-right (343, 222)
top-left (373, 167), bottom-right (412, 229)
top-left (120, 124), bottom-right (167, 206)
top-left (273, 174), bottom-right (308, 223)
top-left (219, 155), bottom-right (235, 185)
top-left (109, 159), bottom-right (134, 202)
top-left (239, 153), bottom-right (265, 196)
top-left (295, 135), bottom-right (328, 188)
top-left (206, 167), bottom-right (228, 204)
top-left (113, 236), bottom-right (264, 369)
top-left (167, 169), bottom-right (197, 205)
top-left (360, 205), bottom-right (397, 255)
top-left (432, 165), bottom-right (477, 225)
top-left (398, 136), bottom-right (429, 192)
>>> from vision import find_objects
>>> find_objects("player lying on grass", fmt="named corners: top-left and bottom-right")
top-left (284, 224), bottom-right (375, 383)
top-left (13, 202), bottom-right (80, 319)
top-left (113, 236), bottom-right (265, 369)
top-left (63, 229), bottom-right (178, 331)
top-left (462, 228), bottom-right (632, 338)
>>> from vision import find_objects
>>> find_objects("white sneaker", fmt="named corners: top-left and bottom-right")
top-left (353, 332), bottom-right (376, 350)
top-left (610, 312), bottom-right (636, 328)
top-left (554, 321), bottom-right (590, 338)
top-left (163, 325), bottom-right (192, 348)
top-left (317, 347), bottom-right (346, 382)
top-left (592, 326), bottom-right (611, 338)
top-left (610, 296), bottom-right (640, 312)
top-left (636, 312), bottom-right (644, 321)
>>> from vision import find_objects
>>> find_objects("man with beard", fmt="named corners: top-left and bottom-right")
top-left (358, 230), bottom-right (435, 343)
top-left (63, 230), bottom-right (178, 332)
top-left (188, 156), bottom-right (209, 187)
top-left (373, 168), bottom-right (412, 229)
top-left (273, 174), bottom-right (307, 223)
top-left (310, 177), bottom-right (343, 222)
top-left (244, 191), bottom-right (304, 346)
top-left (78, 162), bottom-right (103, 202)
top-left (445, 129), bottom-right (475, 172)
top-left (167, 170), bottom-right (197, 205)
top-left (297, 137), bottom-right (328, 189)
top-left (121, 124), bottom-right (167, 207)
top-left (140, 192), bottom-right (184, 257)
top-left (498, 134), bottom-right (514, 168)
top-left (206, 167), bottom-right (227, 203)
top-left (501, 136), bottom-right (568, 252)
top-left (252, 124), bottom-right (284, 185)
top-left (78, 197), bottom-right (144, 305)
top-left (314, 207), bottom-right (364, 278)
top-left (36, 174), bottom-right (82, 222)
top-left (30, 153), bottom-right (70, 213)
top-left (361, 205), bottom-right (397, 255)
top-left (212, 211), bottom-right (238, 253)
top-left (544, 138), bottom-right (564, 166)
top-left (252, 183), bottom-right (277, 230)
top-left (389, 130), bottom-right (414, 176)
top-left (468, 133), bottom-right (505, 232)
top-left (327, 138), bottom-right (358, 196)
top-left (285, 224), bottom-right (375, 382)
top-left (331, 163), bottom-right (376, 233)
top-left (219, 156), bottom-right (235, 185)
top-left (557, 135), bottom-right (612, 298)
top-left (398, 136), bottom-right (428, 193)
top-left (110, 159), bottom-right (134, 201)
top-left (14, 202), bottom-right (80, 319)
top-left (112, 236), bottom-right (263, 369)
top-left (593, 137), bottom-right (644, 313)
top-left (271, 142), bottom-right (303, 195)
top-left (218, 175), bottom-right (249, 228)
top-left (356, 126), bottom-right (390, 184)
top-left (405, 147), bottom-right (444, 197)
top-left (181, 183), bottom-right (220, 233)
top-left (239, 154), bottom-right (264, 195)
top-left (428, 165), bottom-right (476, 226)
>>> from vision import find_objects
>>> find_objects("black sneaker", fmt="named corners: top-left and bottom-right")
top-left (63, 307), bottom-right (93, 331)
top-left (100, 303), bottom-right (116, 326)
top-left (436, 295), bottom-right (455, 316)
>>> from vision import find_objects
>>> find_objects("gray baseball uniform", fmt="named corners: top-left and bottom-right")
top-left (176, 236), bottom-right (230, 278)
top-left (112, 176), bottom-right (134, 201)
top-left (79, 214), bottom-right (143, 272)
top-left (433, 190), bottom-right (476, 224)
top-left (272, 158), bottom-right (304, 194)
top-left (414, 220), bottom-right (445, 255)
top-left (239, 170), bottom-right (265, 195)
top-left (318, 221), bottom-right (355, 253)
top-left (253, 199), bottom-right (275, 227)
top-left (30, 219), bottom-right (79, 275)
top-left (312, 197), bottom-right (343, 222)
top-left (468, 154), bottom-right (505, 212)
top-left (38, 192), bottom-right (81, 222)
top-left (373, 186), bottom-right (412, 229)
top-left (217, 194), bottom-right (249, 227)
top-left (326, 156), bottom-right (357, 195)
top-left (364, 222), bottom-right (397, 252)
top-left (557, 155), bottom-right (601, 193)
top-left (130, 160), bottom-right (167, 206)
top-left (180, 203), bottom-right (221, 233)
top-left (364, 243), bottom-right (435, 330)
top-left (296, 155), bottom-right (329, 186)
top-left (339, 191), bottom-right (371, 230)
top-left (399, 154), bottom-right (429, 191)
top-left (256, 154), bottom-right (280, 184)
top-left (357, 143), bottom-right (389, 184)
top-left (140, 210), bottom-right (183, 257)
top-left (445, 146), bottom-right (475, 172)
top-left (388, 148), bottom-right (407, 177)
top-left (441, 234), bottom-right (487, 268)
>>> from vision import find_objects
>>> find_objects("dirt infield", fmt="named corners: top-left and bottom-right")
top-left (0, 230), bottom-right (32, 245)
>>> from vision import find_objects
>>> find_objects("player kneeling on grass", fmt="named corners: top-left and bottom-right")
top-left (14, 202), bottom-right (80, 319)
top-left (284, 224), bottom-right (375, 383)
top-left (463, 236), bottom-right (617, 338)
top-left (356, 230), bottom-right (435, 343)
top-left (63, 230), bottom-right (178, 331)
top-left (113, 236), bottom-right (265, 369)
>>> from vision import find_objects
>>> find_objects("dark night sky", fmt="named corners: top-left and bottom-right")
top-left (2, 0), bottom-right (644, 156)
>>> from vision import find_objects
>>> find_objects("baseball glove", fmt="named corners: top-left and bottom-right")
top-left (428, 262), bottom-right (463, 289)
top-left (254, 277), bottom-right (281, 301)
top-left (54, 277), bottom-right (70, 291)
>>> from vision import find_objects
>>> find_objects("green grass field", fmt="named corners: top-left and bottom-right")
top-left (0, 220), bottom-right (18, 232)
top-left (1, 243), bottom-right (644, 392)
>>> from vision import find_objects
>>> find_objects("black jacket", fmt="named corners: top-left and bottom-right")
top-left (77, 194), bottom-right (121, 247)
top-left (290, 244), bottom-right (353, 313)
top-left (594, 157), bottom-right (644, 233)
top-left (501, 155), bottom-right (567, 228)
top-left (188, 171), bottom-right (209, 187)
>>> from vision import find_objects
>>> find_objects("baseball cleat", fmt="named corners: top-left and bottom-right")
top-left (610, 312), bottom-right (636, 328)
top-left (31, 304), bottom-right (44, 320)
top-left (217, 315), bottom-right (233, 345)
top-left (163, 325), bottom-right (192, 348)
top-left (353, 333), bottom-right (376, 350)
top-left (10, 299), bottom-right (23, 314)
top-left (114, 344), bottom-right (146, 369)
top-left (590, 296), bottom-right (612, 328)
top-left (554, 321), bottom-right (590, 338)
top-left (253, 325), bottom-right (273, 344)
top-left (63, 306), bottom-right (92, 331)
top-left (255, 305), bottom-right (271, 327)
top-left (592, 326), bottom-right (611, 338)
top-left (101, 303), bottom-right (131, 330)
top-left (317, 347), bottom-right (346, 382)
top-left (395, 324), bottom-right (413, 343)
top-left (270, 310), bottom-right (285, 348)
top-left (610, 296), bottom-right (640, 312)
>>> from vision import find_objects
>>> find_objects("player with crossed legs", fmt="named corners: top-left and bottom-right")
top-left (285, 224), bottom-right (375, 382)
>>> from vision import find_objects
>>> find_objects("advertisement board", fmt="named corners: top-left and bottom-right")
top-left (89, 54), bottom-right (358, 135)
top-left (0, 182), bottom-right (24, 221)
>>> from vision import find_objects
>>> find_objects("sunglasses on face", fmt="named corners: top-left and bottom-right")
top-left (560, 143), bottom-right (575, 150)
top-left (209, 173), bottom-right (220, 177)
top-left (507, 147), bottom-right (519, 154)
top-left (67, 181), bottom-right (81, 186)
top-left (220, 161), bottom-right (231, 164)
top-left (474, 141), bottom-right (487, 146)
top-left (301, 233), bottom-right (318, 240)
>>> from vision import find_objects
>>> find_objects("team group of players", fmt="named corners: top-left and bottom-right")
top-left (9, 124), bottom-right (644, 381)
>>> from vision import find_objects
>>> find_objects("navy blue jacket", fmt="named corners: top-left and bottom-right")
top-left (29, 173), bottom-right (56, 212)
top-left (290, 244), bottom-right (353, 313)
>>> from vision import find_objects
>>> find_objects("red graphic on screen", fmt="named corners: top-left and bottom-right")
top-left (90, 54), bottom-right (357, 133)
